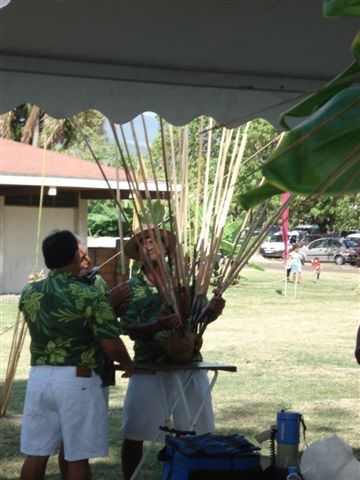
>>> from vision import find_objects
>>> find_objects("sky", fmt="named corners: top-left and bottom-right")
top-left (104, 112), bottom-right (159, 153)
top-left (0, 0), bottom-right (11, 8)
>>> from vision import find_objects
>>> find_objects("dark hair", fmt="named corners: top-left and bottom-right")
top-left (42, 230), bottom-right (78, 269)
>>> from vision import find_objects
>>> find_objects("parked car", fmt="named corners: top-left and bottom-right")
top-left (259, 231), bottom-right (303, 258)
top-left (346, 233), bottom-right (360, 240)
top-left (300, 237), bottom-right (360, 265)
top-left (301, 233), bottom-right (327, 246)
top-left (293, 224), bottom-right (320, 234)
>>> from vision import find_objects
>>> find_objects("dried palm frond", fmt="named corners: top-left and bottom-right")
top-left (21, 105), bottom-right (41, 145)
top-left (73, 116), bottom-right (303, 359)
top-left (0, 111), bottom-right (15, 139)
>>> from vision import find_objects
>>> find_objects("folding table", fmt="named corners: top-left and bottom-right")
top-left (115, 362), bottom-right (237, 480)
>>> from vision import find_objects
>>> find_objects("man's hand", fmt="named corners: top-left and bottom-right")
top-left (109, 283), bottom-right (132, 316)
top-left (158, 309), bottom-right (182, 330)
top-left (207, 290), bottom-right (225, 323)
top-left (208, 295), bottom-right (225, 317)
top-left (100, 338), bottom-right (134, 378)
top-left (121, 360), bottom-right (135, 378)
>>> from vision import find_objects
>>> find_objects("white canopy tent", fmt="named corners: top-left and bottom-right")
top-left (0, 0), bottom-right (358, 127)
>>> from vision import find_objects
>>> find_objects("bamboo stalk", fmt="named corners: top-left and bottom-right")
top-left (159, 119), bottom-right (187, 304)
top-left (141, 118), bottom-right (186, 295)
top-left (221, 197), bottom-right (292, 290)
top-left (141, 114), bottom-right (164, 217)
top-left (168, 124), bottom-right (187, 289)
top-left (198, 123), bottom-right (250, 297)
top-left (111, 123), bottom-right (177, 310)
top-left (195, 127), bottom-right (227, 296)
top-left (194, 116), bottom-right (204, 244)
top-left (77, 119), bottom-right (174, 313)
top-left (217, 209), bottom-right (252, 286)
top-left (115, 148), bottom-right (126, 277)
top-left (0, 312), bottom-right (27, 416)
top-left (0, 140), bottom-right (49, 416)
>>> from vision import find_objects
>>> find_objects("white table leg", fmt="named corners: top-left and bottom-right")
top-left (188, 370), bottom-right (218, 430)
top-left (129, 372), bottom-right (196, 480)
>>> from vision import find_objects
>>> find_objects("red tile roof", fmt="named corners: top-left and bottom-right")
top-left (0, 138), bottom-right (127, 181)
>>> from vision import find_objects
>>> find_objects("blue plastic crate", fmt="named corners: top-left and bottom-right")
top-left (161, 433), bottom-right (263, 480)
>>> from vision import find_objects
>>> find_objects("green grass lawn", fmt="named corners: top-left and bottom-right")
top-left (0, 264), bottom-right (359, 479)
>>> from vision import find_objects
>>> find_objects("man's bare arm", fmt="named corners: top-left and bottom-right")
top-left (100, 338), bottom-right (134, 377)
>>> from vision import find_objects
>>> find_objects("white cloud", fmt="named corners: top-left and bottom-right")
top-left (142, 112), bottom-right (157, 118)
top-left (124, 139), bottom-right (147, 147)
top-left (0, 0), bottom-right (12, 8)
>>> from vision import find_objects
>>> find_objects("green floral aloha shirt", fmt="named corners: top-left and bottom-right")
top-left (119, 273), bottom-right (202, 363)
top-left (19, 271), bottom-right (121, 385)
top-left (119, 273), bottom-right (172, 363)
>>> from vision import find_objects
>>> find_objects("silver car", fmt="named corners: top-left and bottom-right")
top-left (300, 237), bottom-right (359, 265)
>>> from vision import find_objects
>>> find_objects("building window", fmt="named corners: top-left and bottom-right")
top-left (5, 192), bottom-right (78, 207)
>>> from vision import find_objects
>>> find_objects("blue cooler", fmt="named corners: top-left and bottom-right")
top-left (161, 433), bottom-right (263, 480)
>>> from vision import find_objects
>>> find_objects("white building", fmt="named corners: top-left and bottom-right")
top-left (0, 138), bottom-right (167, 293)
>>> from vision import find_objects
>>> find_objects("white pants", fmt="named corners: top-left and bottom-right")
top-left (21, 366), bottom-right (109, 461)
top-left (121, 370), bottom-right (215, 442)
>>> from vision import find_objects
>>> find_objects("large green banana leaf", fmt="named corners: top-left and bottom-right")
top-left (239, 87), bottom-right (360, 210)
top-left (323, 0), bottom-right (360, 16)
top-left (279, 62), bottom-right (360, 130)
top-left (238, 183), bottom-right (282, 211)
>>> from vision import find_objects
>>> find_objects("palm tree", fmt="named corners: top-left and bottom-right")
top-left (0, 104), bottom-right (105, 150)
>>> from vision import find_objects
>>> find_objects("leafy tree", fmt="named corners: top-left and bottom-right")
top-left (289, 194), bottom-right (360, 232)
top-left (87, 200), bottom-right (134, 237)
top-left (150, 117), bottom-right (279, 220)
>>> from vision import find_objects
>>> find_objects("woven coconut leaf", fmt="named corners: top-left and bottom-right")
top-left (323, 0), bottom-right (360, 16)
top-left (279, 62), bottom-right (360, 130)
top-left (240, 87), bottom-right (360, 209)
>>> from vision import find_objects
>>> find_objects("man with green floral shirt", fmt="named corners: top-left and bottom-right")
top-left (119, 226), bottom-right (225, 480)
top-left (19, 230), bottom-right (133, 480)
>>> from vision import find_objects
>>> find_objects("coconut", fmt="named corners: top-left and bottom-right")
top-left (163, 332), bottom-right (196, 363)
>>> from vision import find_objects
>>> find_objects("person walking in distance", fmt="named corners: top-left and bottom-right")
top-left (311, 257), bottom-right (321, 281)
top-left (290, 244), bottom-right (303, 283)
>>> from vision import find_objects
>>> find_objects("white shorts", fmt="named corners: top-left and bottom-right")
top-left (121, 370), bottom-right (215, 442)
top-left (21, 366), bottom-right (109, 461)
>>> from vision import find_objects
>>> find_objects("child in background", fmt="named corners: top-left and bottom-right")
top-left (311, 257), bottom-right (321, 281)
top-left (290, 244), bottom-right (303, 283)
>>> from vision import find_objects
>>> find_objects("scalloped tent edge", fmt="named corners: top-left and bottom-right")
top-left (0, 0), bottom-right (358, 127)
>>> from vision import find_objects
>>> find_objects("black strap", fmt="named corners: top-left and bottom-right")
top-left (160, 426), bottom-right (196, 436)
top-left (300, 414), bottom-right (308, 447)
top-left (176, 436), bottom-right (204, 454)
top-left (224, 435), bottom-right (259, 451)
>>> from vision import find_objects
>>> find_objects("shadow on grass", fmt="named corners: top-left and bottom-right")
top-left (2, 383), bottom-right (359, 477)
top-left (215, 400), bottom-right (278, 437)
top-left (1, 476), bottom-right (61, 480)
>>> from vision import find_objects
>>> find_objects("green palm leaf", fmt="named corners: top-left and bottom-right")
top-left (240, 87), bottom-right (360, 209)
top-left (279, 62), bottom-right (360, 130)
top-left (323, 0), bottom-right (360, 17)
